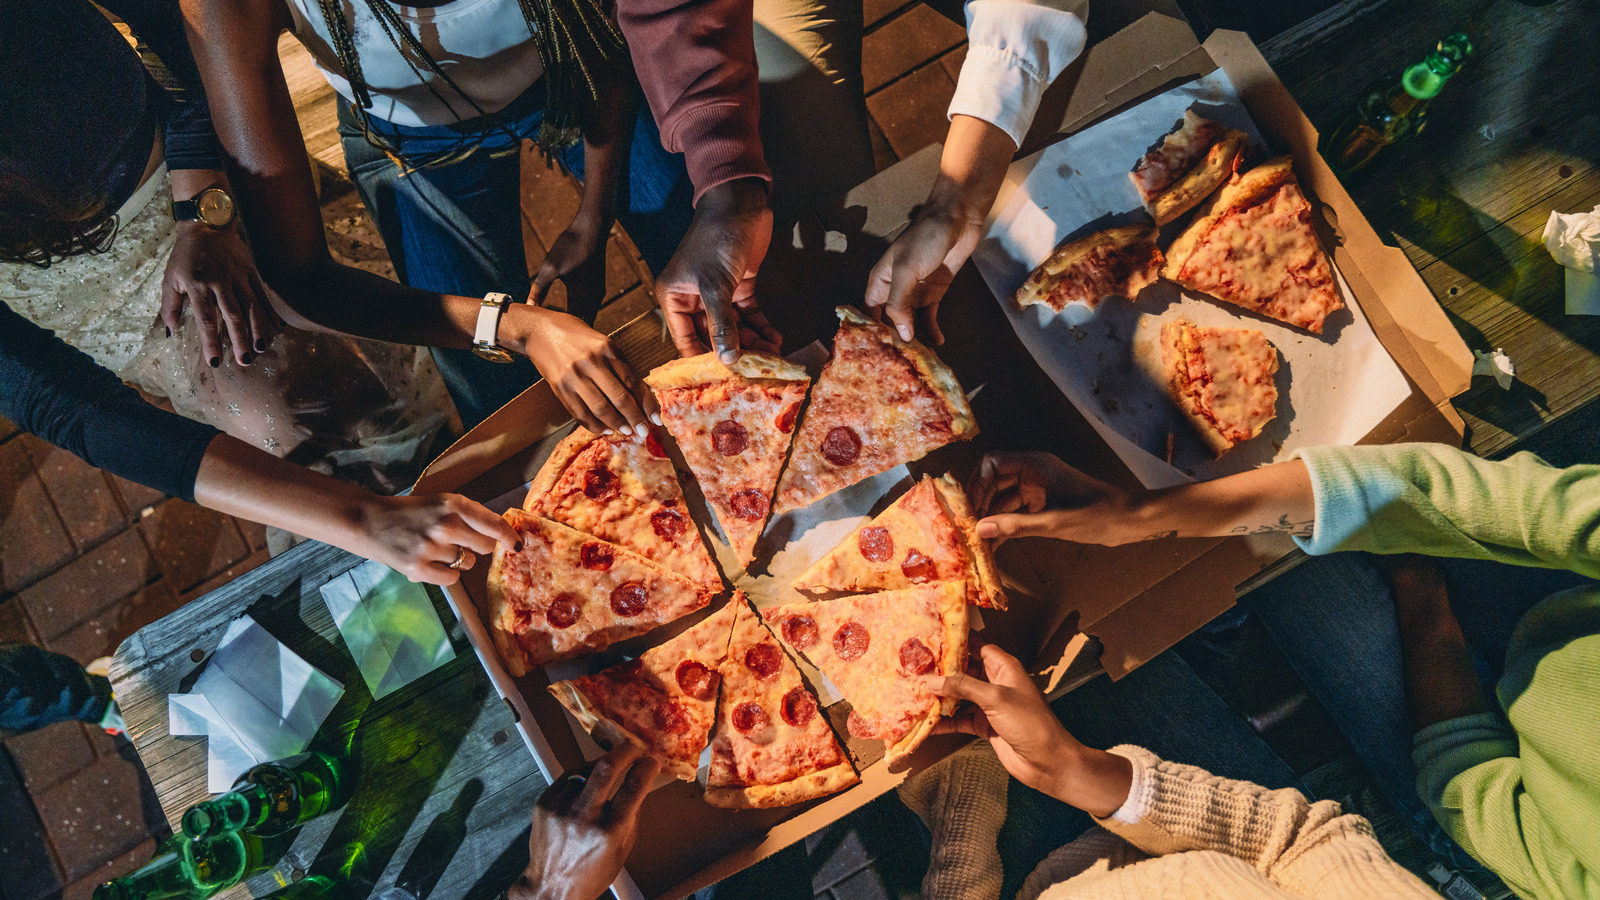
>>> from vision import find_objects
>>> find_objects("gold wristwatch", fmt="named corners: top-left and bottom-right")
top-left (171, 186), bottom-right (236, 228)
top-left (471, 292), bottom-right (516, 363)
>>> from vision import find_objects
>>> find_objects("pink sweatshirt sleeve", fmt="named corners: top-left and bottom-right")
top-left (616, 0), bottom-right (771, 203)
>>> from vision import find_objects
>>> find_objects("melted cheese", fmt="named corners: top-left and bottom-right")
top-left (1189, 325), bottom-right (1279, 441)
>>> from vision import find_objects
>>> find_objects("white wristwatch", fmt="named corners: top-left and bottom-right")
top-left (471, 292), bottom-right (515, 363)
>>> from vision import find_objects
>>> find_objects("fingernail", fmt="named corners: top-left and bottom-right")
top-left (255, 338), bottom-right (266, 352)
top-left (603, 429), bottom-right (615, 437)
top-left (209, 356), bottom-right (221, 368)
top-left (618, 424), bottom-right (633, 437)
top-left (719, 350), bottom-right (739, 364)
top-left (513, 541), bottom-right (522, 552)
top-left (164, 326), bottom-right (172, 338)
top-left (976, 522), bottom-right (998, 539)
top-left (241, 352), bottom-right (253, 365)
top-left (898, 324), bottom-right (913, 341)
top-left (651, 413), bottom-right (663, 426)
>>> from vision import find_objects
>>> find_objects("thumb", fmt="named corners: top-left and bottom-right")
top-left (864, 248), bottom-right (896, 311)
top-left (701, 281), bottom-right (741, 364)
top-left (528, 261), bottom-right (558, 307)
top-left (930, 670), bottom-right (1001, 708)
top-left (975, 511), bottom-right (1064, 542)
top-left (883, 262), bottom-right (922, 343)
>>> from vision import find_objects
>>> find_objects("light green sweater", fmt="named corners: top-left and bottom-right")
top-left (1295, 443), bottom-right (1600, 900)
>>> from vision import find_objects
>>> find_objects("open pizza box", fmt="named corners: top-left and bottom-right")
top-left (412, 9), bottom-right (1472, 899)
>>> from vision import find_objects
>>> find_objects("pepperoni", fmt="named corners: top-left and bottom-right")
top-left (609, 582), bottom-right (649, 617)
top-left (675, 660), bottom-right (719, 701)
top-left (731, 701), bottom-right (769, 735)
top-left (780, 687), bottom-right (817, 727)
top-left (650, 507), bottom-right (688, 542)
top-left (781, 615), bottom-right (819, 650)
top-left (899, 637), bottom-right (935, 675)
top-left (900, 549), bottom-right (936, 583)
top-left (579, 541), bottom-right (614, 571)
top-left (654, 700), bottom-right (690, 734)
top-left (846, 710), bottom-right (877, 740)
top-left (743, 642), bottom-right (783, 680)
top-left (821, 426), bottom-right (862, 466)
top-left (775, 401), bottom-right (801, 434)
top-left (833, 621), bottom-right (869, 661)
top-left (729, 488), bottom-right (769, 521)
top-left (545, 593), bottom-right (582, 629)
top-left (583, 466), bottom-right (618, 501)
top-left (644, 432), bottom-right (668, 459)
top-left (711, 419), bottom-right (750, 456)
top-left (857, 526), bottom-right (893, 562)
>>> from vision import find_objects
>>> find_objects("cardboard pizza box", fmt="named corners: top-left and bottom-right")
top-left (412, 12), bottom-right (1472, 899)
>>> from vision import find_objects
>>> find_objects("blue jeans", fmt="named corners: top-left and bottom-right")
top-left (0, 643), bottom-right (111, 733)
top-left (340, 84), bottom-right (694, 429)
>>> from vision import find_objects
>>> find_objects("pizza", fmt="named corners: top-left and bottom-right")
top-left (704, 594), bottom-right (858, 808)
top-left (793, 474), bottom-right (1005, 609)
top-left (765, 582), bottom-right (967, 765)
top-left (1129, 110), bottom-right (1248, 225)
top-left (644, 352), bottom-right (811, 567)
top-left (488, 510), bottom-right (714, 674)
top-left (773, 307), bottom-right (977, 517)
top-left (548, 598), bottom-right (738, 781)
top-left (1162, 156), bottom-right (1345, 333)
top-left (525, 427), bottom-right (720, 589)
top-left (1012, 225), bottom-right (1164, 313)
top-left (1160, 317), bottom-right (1280, 456)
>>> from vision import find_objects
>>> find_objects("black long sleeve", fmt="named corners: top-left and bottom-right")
top-left (0, 303), bottom-right (219, 503)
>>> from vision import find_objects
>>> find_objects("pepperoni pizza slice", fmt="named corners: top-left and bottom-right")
top-left (548, 598), bottom-right (738, 781)
top-left (1162, 156), bottom-right (1344, 334)
top-left (1130, 110), bottom-right (1248, 225)
top-left (766, 582), bottom-right (967, 765)
top-left (773, 307), bottom-right (977, 517)
top-left (525, 427), bottom-right (720, 589)
top-left (704, 594), bottom-right (858, 808)
top-left (1012, 225), bottom-right (1164, 313)
top-left (488, 510), bottom-right (715, 675)
top-left (793, 475), bottom-right (1005, 609)
top-left (644, 352), bottom-right (811, 567)
top-left (1160, 317), bottom-right (1280, 456)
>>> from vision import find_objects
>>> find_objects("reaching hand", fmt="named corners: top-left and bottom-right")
top-left (510, 745), bottom-right (662, 900)
top-left (354, 494), bottom-right (520, 585)
top-left (504, 304), bottom-right (657, 436)
top-left (529, 218), bottom-right (610, 325)
top-left (863, 202), bottom-right (980, 346)
top-left (162, 222), bottom-right (277, 368)
top-left (655, 178), bottom-right (781, 363)
top-left (966, 452), bottom-right (1130, 545)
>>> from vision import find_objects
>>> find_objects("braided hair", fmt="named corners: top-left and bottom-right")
top-left (317, 0), bottom-right (628, 169)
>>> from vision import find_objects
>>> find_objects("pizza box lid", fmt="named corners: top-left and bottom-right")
top-left (411, 8), bottom-right (1472, 898)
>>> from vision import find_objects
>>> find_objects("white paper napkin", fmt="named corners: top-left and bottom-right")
top-left (169, 616), bottom-right (345, 792)
top-left (1542, 205), bottom-right (1600, 315)
top-left (319, 559), bottom-right (456, 700)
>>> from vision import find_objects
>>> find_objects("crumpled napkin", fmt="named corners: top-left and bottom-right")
top-left (1542, 205), bottom-right (1600, 315)
top-left (1472, 348), bottom-right (1516, 390)
top-left (319, 559), bottom-right (455, 700)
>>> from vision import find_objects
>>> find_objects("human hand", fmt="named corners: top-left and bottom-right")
top-left (529, 216), bottom-right (610, 325)
top-left (966, 452), bottom-right (1131, 546)
top-left (353, 493), bottom-right (519, 585)
top-left (503, 304), bottom-right (657, 436)
top-left (162, 221), bottom-right (277, 368)
top-left (655, 178), bottom-right (781, 363)
top-left (509, 744), bottom-right (661, 900)
top-left (863, 200), bottom-right (980, 346)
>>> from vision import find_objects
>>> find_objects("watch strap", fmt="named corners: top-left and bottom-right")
top-left (474, 292), bottom-right (513, 349)
top-left (171, 198), bottom-right (201, 222)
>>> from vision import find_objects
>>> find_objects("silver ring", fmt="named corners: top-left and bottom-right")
top-left (449, 546), bottom-right (469, 570)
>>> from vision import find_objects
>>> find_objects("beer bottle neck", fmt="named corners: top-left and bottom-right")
top-left (182, 783), bottom-right (270, 839)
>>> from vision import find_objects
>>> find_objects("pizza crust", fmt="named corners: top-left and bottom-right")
top-left (702, 757), bottom-right (860, 809)
top-left (523, 427), bottom-right (597, 513)
top-left (644, 351), bottom-right (809, 392)
top-left (835, 307), bottom-right (977, 441)
top-left (1012, 225), bottom-right (1163, 313)
top-left (886, 581), bottom-right (968, 765)
top-left (930, 476), bottom-right (1007, 610)
top-left (1147, 130), bottom-right (1247, 225)
top-left (548, 680), bottom-right (700, 779)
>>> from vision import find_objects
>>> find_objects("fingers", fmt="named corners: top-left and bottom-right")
top-left (977, 643), bottom-right (1031, 689)
top-left (213, 285), bottom-right (255, 366)
top-left (192, 292), bottom-right (224, 368)
top-left (537, 771), bottom-right (589, 815)
top-left (606, 354), bottom-right (657, 427)
top-left (916, 301), bottom-right (945, 347)
top-left (243, 279), bottom-right (275, 355)
top-left (660, 299), bottom-right (710, 358)
top-left (930, 669), bottom-right (1003, 708)
top-left (931, 706), bottom-right (994, 740)
top-left (883, 262), bottom-right (923, 343)
top-left (863, 249), bottom-right (896, 312)
top-left (601, 752), bottom-right (662, 827)
top-left (702, 286), bottom-right (741, 364)
top-left (411, 561), bottom-right (462, 587)
top-left (451, 496), bottom-right (521, 547)
top-left (528, 264), bottom-right (556, 308)
top-left (160, 279), bottom-right (185, 339)
top-left (732, 299), bottom-right (782, 355)
top-left (572, 743), bottom-right (645, 820)
top-left (549, 380), bottom-right (609, 435)
top-left (975, 511), bottom-right (1064, 542)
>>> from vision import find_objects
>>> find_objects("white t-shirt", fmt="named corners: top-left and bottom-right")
top-left (286, 0), bottom-right (545, 127)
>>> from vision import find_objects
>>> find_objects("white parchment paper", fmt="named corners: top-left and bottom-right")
top-left (971, 70), bottom-right (1412, 488)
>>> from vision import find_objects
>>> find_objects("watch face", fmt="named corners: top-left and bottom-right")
top-left (196, 189), bottom-right (235, 227)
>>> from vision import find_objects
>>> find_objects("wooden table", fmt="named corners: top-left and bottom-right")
top-left (109, 541), bottom-right (545, 900)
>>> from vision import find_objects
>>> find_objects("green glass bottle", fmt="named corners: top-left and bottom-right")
top-left (182, 752), bottom-right (351, 840)
top-left (1321, 33), bottom-right (1474, 176)
top-left (256, 875), bottom-right (357, 900)
top-left (92, 831), bottom-right (272, 900)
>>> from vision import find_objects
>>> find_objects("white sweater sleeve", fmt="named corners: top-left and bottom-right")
top-left (948, 0), bottom-right (1089, 146)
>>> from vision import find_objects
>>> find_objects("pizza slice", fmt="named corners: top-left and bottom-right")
top-left (1129, 109), bottom-right (1248, 225)
top-left (765, 582), bottom-right (967, 765)
top-left (644, 352), bottom-right (811, 567)
top-left (488, 510), bottom-right (714, 674)
top-left (1162, 156), bottom-right (1345, 334)
top-left (1013, 225), bottom-right (1163, 313)
top-left (1160, 318), bottom-right (1280, 457)
top-left (548, 598), bottom-right (738, 780)
top-left (705, 594), bottom-right (858, 808)
top-left (773, 307), bottom-right (977, 517)
top-left (793, 475), bottom-right (1005, 609)
top-left (525, 426), bottom-right (720, 589)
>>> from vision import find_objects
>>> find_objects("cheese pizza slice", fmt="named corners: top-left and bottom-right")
top-left (793, 474), bottom-right (1005, 609)
top-left (1013, 224), bottom-right (1164, 313)
top-left (548, 598), bottom-right (738, 781)
top-left (644, 353), bottom-right (811, 567)
top-left (773, 307), bottom-right (977, 517)
top-left (1130, 110), bottom-right (1248, 225)
top-left (488, 510), bottom-right (714, 674)
top-left (766, 582), bottom-right (967, 765)
top-left (525, 427), bottom-right (721, 589)
top-left (705, 594), bottom-right (858, 808)
top-left (1162, 156), bottom-right (1345, 334)
top-left (1160, 318), bottom-right (1280, 457)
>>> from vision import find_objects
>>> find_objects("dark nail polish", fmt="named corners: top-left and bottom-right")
top-left (165, 326), bottom-right (172, 338)
top-left (513, 542), bottom-right (522, 552)
top-left (209, 356), bottom-right (220, 368)
top-left (241, 352), bottom-right (253, 365)
top-left (255, 338), bottom-right (266, 352)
